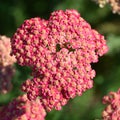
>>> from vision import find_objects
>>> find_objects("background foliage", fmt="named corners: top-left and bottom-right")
top-left (0, 0), bottom-right (120, 120)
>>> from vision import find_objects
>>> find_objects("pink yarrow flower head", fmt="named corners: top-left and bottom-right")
top-left (109, 0), bottom-right (120, 14)
top-left (0, 66), bottom-right (15, 94)
top-left (0, 35), bottom-right (16, 94)
top-left (11, 9), bottom-right (108, 111)
top-left (0, 35), bottom-right (16, 66)
top-left (0, 94), bottom-right (46, 120)
top-left (102, 89), bottom-right (120, 120)
top-left (93, 0), bottom-right (120, 14)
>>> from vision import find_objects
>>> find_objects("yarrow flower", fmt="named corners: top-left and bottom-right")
top-left (93, 0), bottom-right (120, 14)
top-left (109, 0), bottom-right (120, 14)
top-left (93, 0), bottom-right (108, 7)
top-left (11, 9), bottom-right (108, 111)
top-left (0, 66), bottom-right (15, 94)
top-left (102, 89), bottom-right (120, 120)
top-left (0, 35), bottom-right (16, 66)
top-left (0, 35), bottom-right (16, 94)
top-left (0, 94), bottom-right (46, 120)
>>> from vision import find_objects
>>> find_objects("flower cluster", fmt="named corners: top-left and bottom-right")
top-left (102, 89), bottom-right (120, 120)
top-left (0, 35), bottom-right (16, 94)
top-left (0, 35), bottom-right (16, 66)
top-left (0, 66), bottom-right (15, 94)
top-left (93, 0), bottom-right (120, 14)
top-left (0, 94), bottom-right (46, 120)
top-left (11, 9), bottom-right (108, 111)
top-left (93, 0), bottom-right (107, 7)
top-left (109, 0), bottom-right (120, 14)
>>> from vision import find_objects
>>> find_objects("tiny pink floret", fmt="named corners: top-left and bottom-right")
top-left (11, 9), bottom-right (108, 111)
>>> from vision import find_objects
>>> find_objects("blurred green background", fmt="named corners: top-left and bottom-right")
top-left (0, 0), bottom-right (120, 120)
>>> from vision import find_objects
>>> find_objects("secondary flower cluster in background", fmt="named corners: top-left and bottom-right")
top-left (93, 0), bottom-right (120, 14)
top-left (11, 9), bottom-right (108, 111)
top-left (0, 35), bottom-right (16, 94)
top-left (102, 89), bottom-right (120, 120)
top-left (0, 94), bottom-right (46, 120)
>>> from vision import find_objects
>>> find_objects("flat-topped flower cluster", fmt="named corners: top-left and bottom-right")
top-left (11, 9), bottom-right (108, 111)
top-left (0, 35), bottom-right (16, 66)
top-left (93, 0), bottom-right (120, 14)
top-left (0, 35), bottom-right (16, 94)
top-left (102, 89), bottom-right (120, 120)
top-left (0, 94), bottom-right (46, 120)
